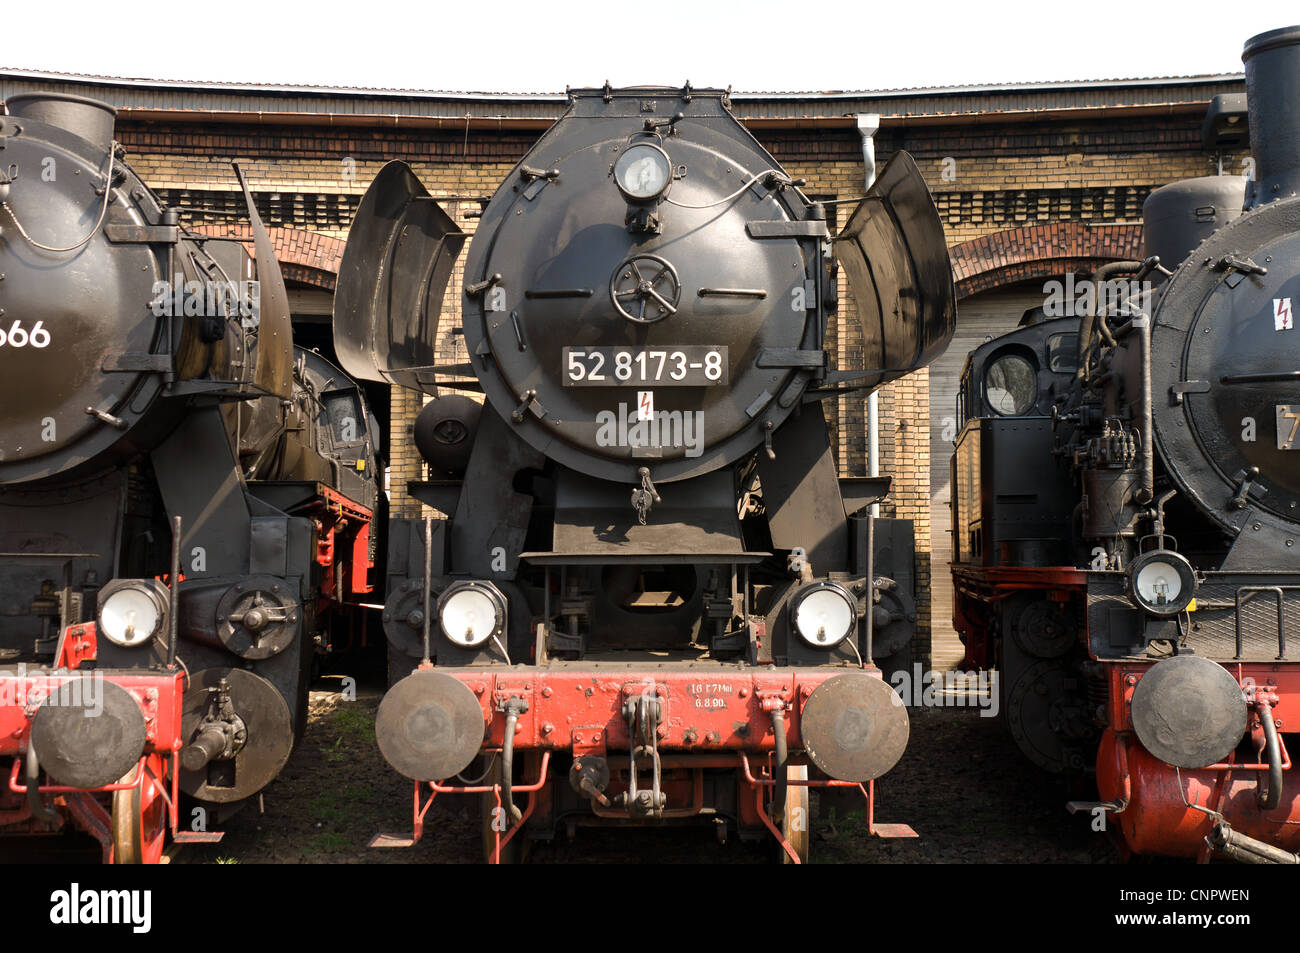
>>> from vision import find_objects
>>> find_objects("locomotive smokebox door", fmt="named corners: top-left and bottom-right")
top-left (333, 161), bottom-right (468, 392)
top-left (834, 152), bottom-right (957, 391)
top-left (458, 87), bottom-right (839, 485)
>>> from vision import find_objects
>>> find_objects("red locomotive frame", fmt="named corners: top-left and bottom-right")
top-left (0, 624), bottom-right (188, 864)
top-left (954, 564), bottom-right (1299, 860)
top-left (373, 664), bottom-right (915, 864)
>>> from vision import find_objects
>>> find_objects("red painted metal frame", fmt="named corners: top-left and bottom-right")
top-left (0, 622), bottom-right (187, 863)
top-left (738, 752), bottom-right (876, 864)
top-left (56, 622), bottom-right (98, 670)
top-left (1104, 661), bottom-right (1299, 770)
top-left (1098, 726), bottom-right (1300, 859)
top-left (951, 565), bottom-right (1087, 669)
top-left (951, 565), bottom-right (1088, 598)
top-left (436, 667), bottom-right (853, 754)
top-left (0, 669), bottom-right (185, 760)
top-left (402, 751), bottom-right (553, 863)
top-left (294, 483), bottom-right (374, 598)
top-left (953, 560), bottom-right (1300, 859)
top-left (1095, 660), bottom-right (1300, 859)
top-left (379, 664), bottom-right (914, 862)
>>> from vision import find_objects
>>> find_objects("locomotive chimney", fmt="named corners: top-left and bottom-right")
top-left (1242, 25), bottom-right (1300, 207)
top-left (3, 92), bottom-right (116, 155)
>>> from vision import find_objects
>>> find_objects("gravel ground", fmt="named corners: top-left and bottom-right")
top-left (178, 679), bottom-right (1115, 865)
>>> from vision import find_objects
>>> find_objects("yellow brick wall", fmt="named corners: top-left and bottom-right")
top-left (919, 150), bottom-right (1249, 245)
top-left (115, 109), bottom-right (1244, 666)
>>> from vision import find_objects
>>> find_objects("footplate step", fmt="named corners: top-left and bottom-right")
top-left (171, 831), bottom-right (224, 844)
top-left (369, 832), bottom-right (416, 848)
top-left (873, 823), bottom-right (918, 838)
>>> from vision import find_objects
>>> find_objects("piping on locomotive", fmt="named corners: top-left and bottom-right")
top-left (335, 85), bottom-right (955, 861)
top-left (0, 93), bottom-right (379, 862)
top-left (950, 26), bottom-right (1300, 862)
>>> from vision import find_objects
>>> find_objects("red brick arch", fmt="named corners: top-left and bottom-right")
top-left (948, 222), bottom-right (1143, 299)
top-left (191, 225), bottom-right (344, 290)
top-left (195, 221), bottom-right (1144, 300)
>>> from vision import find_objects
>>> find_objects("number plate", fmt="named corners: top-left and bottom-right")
top-left (563, 346), bottom-right (728, 386)
top-left (1278, 404), bottom-right (1300, 450)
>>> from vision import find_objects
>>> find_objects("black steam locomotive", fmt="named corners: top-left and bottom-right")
top-left (951, 26), bottom-right (1300, 861)
top-left (335, 85), bottom-right (954, 861)
top-left (0, 93), bottom-right (379, 862)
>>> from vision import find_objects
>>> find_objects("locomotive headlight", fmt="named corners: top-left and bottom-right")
top-left (791, 582), bottom-right (858, 648)
top-left (1128, 550), bottom-right (1197, 617)
top-left (437, 581), bottom-right (506, 649)
top-left (614, 143), bottom-right (671, 202)
top-left (97, 579), bottom-right (169, 648)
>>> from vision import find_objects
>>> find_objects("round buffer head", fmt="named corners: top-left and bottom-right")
top-left (1130, 655), bottom-right (1247, 769)
top-left (30, 679), bottom-right (147, 789)
top-left (376, 669), bottom-right (486, 782)
top-left (799, 672), bottom-right (909, 782)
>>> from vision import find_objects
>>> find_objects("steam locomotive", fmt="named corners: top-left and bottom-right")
top-left (0, 93), bottom-right (378, 862)
top-left (951, 26), bottom-right (1300, 861)
top-left (335, 84), bottom-right (954, 862)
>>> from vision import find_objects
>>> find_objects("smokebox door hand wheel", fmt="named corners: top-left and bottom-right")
top-left (610, 254), bottom-right (680, 324)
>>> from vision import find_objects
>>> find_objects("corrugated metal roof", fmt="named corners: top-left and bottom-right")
top-left (0, 68), bottom-right (1246, 121)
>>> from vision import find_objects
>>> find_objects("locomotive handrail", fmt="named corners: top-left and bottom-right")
top-left (1201, 734), bottom-right (1292, 772)
top-left (425, 751), bottom-right (552, 795)
top-left (1233, 585), bottom-right (1298, 660)
top-left (663, 168), bottom-right (785, 209)
top-left (8, 755), bottom-right (147, 795)
top-left (736, 752), bottom-right (867, 789)
top-left (1, 143), bottom-right (116, 253)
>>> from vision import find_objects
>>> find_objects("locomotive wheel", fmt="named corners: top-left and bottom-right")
top-left (1005, 658), bottom-right (1094, 774)
top-left (1011, 598), bottom-right (1076, 659)
top-left (111, 756), bottom-right (168, 865)
top-left (778, 765), bottom-right (810, 865)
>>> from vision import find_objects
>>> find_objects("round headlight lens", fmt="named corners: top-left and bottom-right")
top-left (1136, 562), bottom-right (1182, 606)
top-left (614, 143), bottom-right (671, 201)
top-left (1129, 550), bottom-right (1196, 617)
top-left (792, 583), bottom-right (857, 648)
top-left (438, 584), bottom-right (503, 648)
top-left (99, 585), bottom-right (163, 647)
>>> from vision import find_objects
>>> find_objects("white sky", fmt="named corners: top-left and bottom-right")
top-left (4, 1), bottom-right (1296, 93)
